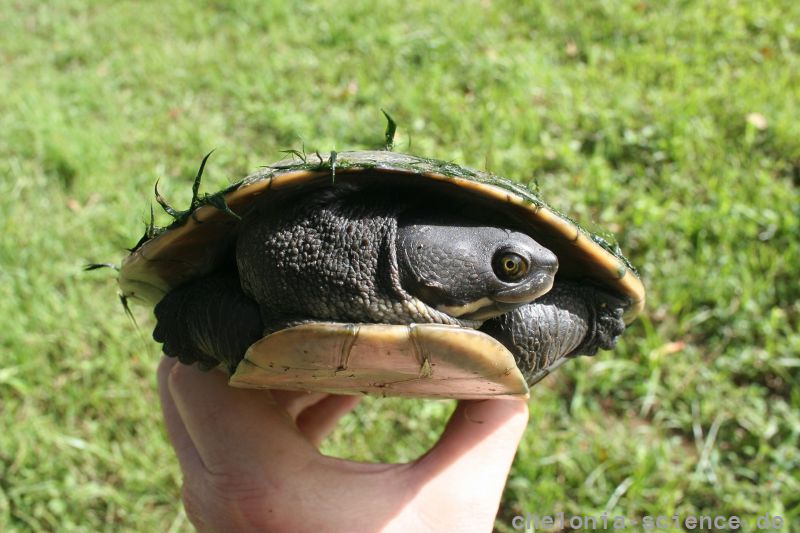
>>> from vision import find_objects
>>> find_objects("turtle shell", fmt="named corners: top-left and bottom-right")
top-left (120, 151), bottom-right (644, 398)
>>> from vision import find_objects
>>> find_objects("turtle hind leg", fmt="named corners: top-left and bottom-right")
top-left (480, 281), bottom-right (626, 385)
top-left (153, 272), bottom-right (263, 372)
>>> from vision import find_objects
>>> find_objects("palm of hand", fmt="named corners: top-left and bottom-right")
top-left (158, 357), bottom-right (528, 532)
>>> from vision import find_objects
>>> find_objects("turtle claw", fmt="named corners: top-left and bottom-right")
top-left (585, 290), bottom-right (627, 354)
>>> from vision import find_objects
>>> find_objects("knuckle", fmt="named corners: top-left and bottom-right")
top-left (182, 473), bottom-right (279, 532)
top-left (167, 360), bottom-right (194, 390)
top-left (181, 482), bottom-right (211, 531)
top-left (203, 471), bottom-right (285, 530)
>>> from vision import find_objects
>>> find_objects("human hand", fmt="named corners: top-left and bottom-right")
top-left (158, 356), bottom-right (528, 532)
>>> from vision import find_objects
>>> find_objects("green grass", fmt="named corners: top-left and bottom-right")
top-left (1, 0), bottom-right (799, 530)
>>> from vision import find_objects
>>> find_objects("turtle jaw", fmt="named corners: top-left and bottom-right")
top-left (440, 298), bottom-right (523, 322)
top-left (453, 258), bottom-right (558, 322)
top-left (492, 270), bottom-right (555, 304)
top-left (432, 273), bottom-right (556, 322)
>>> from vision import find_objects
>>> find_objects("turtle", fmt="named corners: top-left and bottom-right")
top-left (118, 149), bottom-right (644, 400)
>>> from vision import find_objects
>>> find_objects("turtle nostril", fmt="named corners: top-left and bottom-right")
top-left (533, 249), bottom-right (559, 273)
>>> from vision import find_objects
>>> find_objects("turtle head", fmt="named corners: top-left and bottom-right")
top-left (396, 213), bottom-right (558, 321)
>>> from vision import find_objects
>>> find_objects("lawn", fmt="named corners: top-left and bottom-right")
top-left (1, 0), bottom-right (798, 530)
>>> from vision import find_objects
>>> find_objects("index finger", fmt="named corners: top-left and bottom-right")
top-left (158, 357), bottom-right (204, 479)
top-left (167, 362), bottom-right (319, 476)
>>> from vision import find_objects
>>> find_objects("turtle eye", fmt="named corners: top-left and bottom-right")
top-left (492, 251), bottom-right (529, 282)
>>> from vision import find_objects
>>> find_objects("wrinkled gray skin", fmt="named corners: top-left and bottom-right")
top-left (479, 281), bottom-right (626, 383)
top-left (153, 186), bottom-right (627, 382)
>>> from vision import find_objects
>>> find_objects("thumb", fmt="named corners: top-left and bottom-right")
top-left (408, 399), bottom-right (529, 524)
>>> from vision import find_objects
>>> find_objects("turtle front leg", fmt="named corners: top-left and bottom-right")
top-left (480, 281), bottom-right (627, 385)
top-left (153, 272), bottom-right (264, 373)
